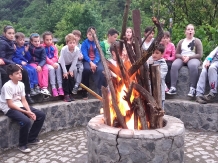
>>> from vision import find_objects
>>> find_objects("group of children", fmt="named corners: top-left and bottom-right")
top-left (0, 23), bottom-right (218, 153)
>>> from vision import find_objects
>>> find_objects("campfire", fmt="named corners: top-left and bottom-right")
top-left (91, 0), bottom-right (164, 130)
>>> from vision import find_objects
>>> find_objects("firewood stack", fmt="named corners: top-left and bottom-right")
top-left (91, 0), bottom-right (164, 130)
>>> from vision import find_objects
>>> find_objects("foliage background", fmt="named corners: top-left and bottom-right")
top-left (1, 0), bottom-right (218, 60)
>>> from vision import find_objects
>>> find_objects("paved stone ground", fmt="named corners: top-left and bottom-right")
top-left (0, 127), bottom-right (218, 163)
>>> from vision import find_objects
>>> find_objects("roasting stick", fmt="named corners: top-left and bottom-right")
top-left (79, 83), bottom-right (102, 101)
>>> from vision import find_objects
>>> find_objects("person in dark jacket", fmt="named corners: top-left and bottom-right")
top-left (28, 33), bottom-right (50, 96)
top-left (12, 32), bottom-right (40, 96)
top-left (0, 25), bottom-right (34, 104)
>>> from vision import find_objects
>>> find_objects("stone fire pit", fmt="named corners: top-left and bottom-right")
top-left (87, 115), bottom-right (185, 163)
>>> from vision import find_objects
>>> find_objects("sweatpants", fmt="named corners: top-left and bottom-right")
top-left (6, 107), bottom-right (45, 147)
top-left (47, 64), bottom-right (62, 89)
top-left (196, 61), bottom-right (218, 96)
top-left (30, 63), bottom-right (48, 88)
top-left (61, 64), bottom-right (75, 95)
top-left (82, 61), bottom-right (107, 95)
top-left (73, 61), bottom-right (83, 87)
top-left (0, 64), bottom-right (31, 94)
top-left (170, 58), bottom-right (200, 88)
top-left (23, 65), bottom-right (38, 89)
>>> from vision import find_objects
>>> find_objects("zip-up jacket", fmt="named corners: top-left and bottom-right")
top-left (81, 39), bottom-right (100, 64)
top-left (0, 35), bottom-right (15, 65)
top-left (41, 43), bottom-right (58, 65)
top-left (29, 43), bottom-right (46, 67)
top-left (12, 45), bottom-right (31, 65)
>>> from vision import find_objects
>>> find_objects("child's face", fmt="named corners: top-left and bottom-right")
top-left (67, 40), bottom-right (76, 51)
top-left (31, 37), bottom-right (40, 47)
top-left (108, 34), bottom-right (118, 43)
top-left (4, 28), bottom-right (15, 41)
top-left (74, 34), bottom-right (81, 43)
top-left (44, 35), bottom-right (53, 46)
top-left (87, 32), bottom-right (93, 41)
top-left (16, 38), bottom-right (25, 47)
top-left (152, 49), bottom-right (163, 61)
top-left (145, 31), bottom-right (154, 40)
top-left (161, 36), bottom-right (170, 44)
top-left (9, 70), bottom-right (22, 81)
top-left (121, 48), bottom-right (128, 60)
top-left (125, 28), bottom-right (132, 40)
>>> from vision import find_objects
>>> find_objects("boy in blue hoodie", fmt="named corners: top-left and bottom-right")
top-left (81, 27), bottom-right (106, 98)
top-left (13, 32), bottom-right (40, 96)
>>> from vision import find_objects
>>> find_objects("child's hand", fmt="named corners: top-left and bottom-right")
top-left (21, 61), bottom-right (27, 66)
top-left (63, 73), bottom-right (68, 79)
top-left (183, 56), bottom-right (190, 63)
top-left (90, 62), bottom-right (97, 72)
top-left (36, 66), bottom-right (42, 72)
top-left (69, 71), bottom-right (74, 77)
top-left (0, 59), bottom-right (5, 65)
top-left (52, 63), bottom-right (58, 69)
top-left (26, 111), bottom-right (36, 120)
top-left (25, 44), bottom-right (29, 52)
top-left (204, 61), bottom-right (210, 68)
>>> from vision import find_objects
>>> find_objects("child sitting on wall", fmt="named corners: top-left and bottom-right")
top-left (0, 64), bottom-right (45, 153)
top-left (41, 31), bottom-right (64, 97)
top-left (58, 34), bottom-right (80, 102)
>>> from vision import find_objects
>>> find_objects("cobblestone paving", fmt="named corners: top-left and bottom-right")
top-left (0, 128), bottom-right (218, 163)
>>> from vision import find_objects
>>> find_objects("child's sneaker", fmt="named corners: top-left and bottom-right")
top-left (28, 139), bottom-right (43, 145)
top-left (72, 86), bottom-right (79, 94)
top-left (40, 88), bottom-right (51, 96)
top-left (58, 88), bottom-right (64, 96)
top-left (30, 88), bottom-right (37, 96)
top-left (34, 86), bottom-right (41, 94)
top-left (18, 145), bottom-right (31, 153)
top-left (64, 95), bottom-right (71, 102)
top-left (204, 92), bottom-right (216, 101)
top-left (52, 88), bottom-right (59, 97)
top-left (187, 87), bottom-right (196, 97)
top-left (166, 87), bottom-right (177, 95)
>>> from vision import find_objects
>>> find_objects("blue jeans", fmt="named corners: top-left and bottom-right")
top-left (82, 61), bottom-right (106, 95)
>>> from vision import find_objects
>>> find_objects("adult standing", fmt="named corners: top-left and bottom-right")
top-left (166, 24), bottom-right (203, 97)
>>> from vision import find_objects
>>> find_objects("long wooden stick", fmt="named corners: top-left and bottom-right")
top-left (101, 86), bottom-right (111, 126)
top-left (79, 83), bottom-right (102, 101)
top-left (91, 29), bottom-right (128, 129)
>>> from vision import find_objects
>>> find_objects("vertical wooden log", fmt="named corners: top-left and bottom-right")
top-left (135, 98), bottom-right (147, 130)
top-left (132, 9), bottom-right (142, 45)
top-left (91, 29), bottom-right (128, 129)
top-left (151, 64), bottom-right (163, 128)
top-left (101, 86), bottom-right (111, 126)
top-left (134, 108), bottom-right (138, 130)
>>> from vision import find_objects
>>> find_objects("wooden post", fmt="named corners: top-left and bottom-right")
top-left (91, 29), bottom-right (128, 129)
top-left (151, 64), bottom-right (163, 128)
top-left (101, 86), bottom-right (111, 126)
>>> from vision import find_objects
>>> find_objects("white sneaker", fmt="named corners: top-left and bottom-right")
top-left (40, 88), bottom-right (51, 96)
top-left (18, 145), bottom-right (31, 153)
top-left (187, 87), bottom-right (196, 97)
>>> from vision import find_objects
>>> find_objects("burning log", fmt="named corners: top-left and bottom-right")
top-left (135, 98), bottom-right (147, 129)
top-left (91, 29), bottom-right (128, 129)
top-left (128, 17), bottom-right (164, 77)
top-left (106, 60), bottom-right (122, 78)
top-left (101, 86), bottom-right (111, 126)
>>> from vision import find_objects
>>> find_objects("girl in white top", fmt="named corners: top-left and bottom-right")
top-left (141, 26), bottom-right (155, 50)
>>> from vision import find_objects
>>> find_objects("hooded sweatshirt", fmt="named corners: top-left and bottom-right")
top-left (41, 43), bottom-right (58, 65)
top-left (28, 43), bottom-right (46, 67)
top-left (0, 35), bottom-right (15, 65)
top-left (12, 45), bottom-right (32, 65)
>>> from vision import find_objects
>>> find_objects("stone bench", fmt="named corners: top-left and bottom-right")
top-left (0, 99), bottom-right (101, 150)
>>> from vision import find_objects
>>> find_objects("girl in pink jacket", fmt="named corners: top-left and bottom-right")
top-left (161, 31), bottom-right (176, 90)
top-left (42, 32), bottom-right (64, 97)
